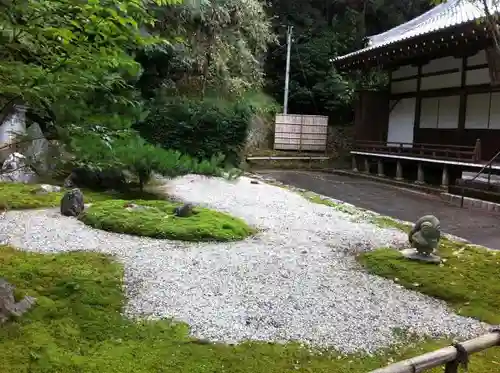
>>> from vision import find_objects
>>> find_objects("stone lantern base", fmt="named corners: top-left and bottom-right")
top-left (400, 248), bottom-right (441, 264)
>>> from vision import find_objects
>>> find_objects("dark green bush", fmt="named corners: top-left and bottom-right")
top-left (113, 136), bottom-right (225, 189)
top-left (65, 130), bottom-right (227, 191)
top-left (137, 95), bottom-right (255, 165)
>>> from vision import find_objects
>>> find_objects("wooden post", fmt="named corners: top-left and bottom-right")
top-left (395, 160), bottom-right (403, 181)
top-left (415, 162), bottom-right (425, 184)
top-left (441, 165), bottom-right (449, 189)
top-left (473, 138), bottom-right (481, 162)
top-left (369, 332), bottom-right (500, 373)
top-left (352, 155), bottom-right (358, 172)
top-left (377, 159), bottom-right (385, 177)
top-left (363, 158), bottom-right (370, 174)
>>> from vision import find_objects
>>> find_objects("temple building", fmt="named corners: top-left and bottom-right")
top-left (332, 0), bottom-right (500, 203)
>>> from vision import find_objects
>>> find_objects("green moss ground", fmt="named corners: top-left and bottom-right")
top-left (0, 182), bottom-right (159, 210)
top-left (79, 199), bottom-right (255, 241)
top-left (3, 245), bottom-right (499, 373)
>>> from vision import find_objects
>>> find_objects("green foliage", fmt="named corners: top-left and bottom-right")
top-left (358, 240), bottom-right (500, 325)
top-left (0, 182), bottom-right (159, 210)
top-left (139, 95), bottom-right (254, 165)
top-left (66, 130), bottom-right (227, 189)
top-left (264, 0), bottom-right (431, 119)
top-left (0, 0), bottom-right (178, 114)
top-left (2, 245), bottom-right (500, 373)
top-left (140, 0), bottom-right (276, 97)
top-left (80, 199), bottom-right (255, 241)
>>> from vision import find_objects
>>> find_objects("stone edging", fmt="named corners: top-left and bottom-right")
top-left (440, 193), bottom-right (500, 214)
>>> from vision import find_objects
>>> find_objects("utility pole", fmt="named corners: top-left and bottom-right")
top-left (283, 25), bottom-right (293, 114)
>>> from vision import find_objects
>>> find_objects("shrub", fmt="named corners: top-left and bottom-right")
top-left (137, 95), bottom-right (255, 165)
top-left (112, 136), bottom-right (226, 189)
top-left (79, 199), bottom-right (255, 241)
top-left (63, 130), bottom-right (227, 191)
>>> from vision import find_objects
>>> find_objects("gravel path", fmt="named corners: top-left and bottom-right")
top-left (0, 175), bottom-right (488, 353)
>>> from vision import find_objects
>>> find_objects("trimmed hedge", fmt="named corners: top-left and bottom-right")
top-left (138, 96), bottom-right (254, 165)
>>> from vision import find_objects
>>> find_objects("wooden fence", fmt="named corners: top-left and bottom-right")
top-left (274, 114), bottom-right (328, 152)
top-left (369, 331), bottom-right (500, 373)
top-left (353, 139), bottom-right (482, 163)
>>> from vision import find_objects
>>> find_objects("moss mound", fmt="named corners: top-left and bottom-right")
top-left (79, 199), bottom-right (255, 241)
top-left (358, 239), bottom-right (500, 325)
top-left (0, 182), bottom-right (160, 210)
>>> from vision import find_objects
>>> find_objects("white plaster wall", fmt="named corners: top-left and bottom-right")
top-left (391, 65), bottom-right (418, 79)
top-left (421, 56), bottom-right (461, 74)
top-left (489, 92), bottom-right (500, 129)
top-left (419, 96), bottom-right (459, 129)
top-left (437, 95), bottom-right (460, 129)
top-left (466, 68), bottom-right (491, 85)
top-left (387, 98), bottom-right (415, 147)
top-left (390, 79), bottom-right (418, 94)
top-left (420, 97), bottom-right (438, 128)
top-left (467, 50), bottom-right (487, 66)
top-left (465, 93), bottom-right (490, 129)
top-left (421, 72), bottom-right (461, 90)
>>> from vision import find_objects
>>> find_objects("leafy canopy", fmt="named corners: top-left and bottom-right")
top-left (0, 0), bottom-right (180, 123)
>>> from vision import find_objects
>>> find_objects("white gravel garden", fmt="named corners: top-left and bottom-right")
top-left (0, 174), bottom-right (488, 354)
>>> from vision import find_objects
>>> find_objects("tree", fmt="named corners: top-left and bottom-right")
top-left (137, 0), bottom-right (276, 98)
top-left (264, 0), bottom-right (431, 120)
top-left (0, 0), bottom-right (180, 134)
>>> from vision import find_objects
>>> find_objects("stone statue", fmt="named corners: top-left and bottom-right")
top-left (402, 215), bottom-right (442, 263)
top-left (0, 278), bottom-right (36, 323)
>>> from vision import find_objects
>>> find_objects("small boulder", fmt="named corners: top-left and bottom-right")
top-left (0, 152), bottom-right (37, 183)
top-left (174, 203), bottom-right (194, 217)
top-left (0, 278), bottom-right (36, 323)
top-left (250, 180), bottom-right (259, 184)
top-left (60, 188), bottom-right (85, 217)
top-left (31, 184), bottom-right (62, 195)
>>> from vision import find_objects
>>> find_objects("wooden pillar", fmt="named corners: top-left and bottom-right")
top-left (363, 158), bottom-right (370, 173)
top-left (395, 160), bottom-right (403, 181)
top-left (441, 165), bottom-right (449, 189)
top-left (377, 159), bottom-right (385, 177)
top-left (352, 155), bottom-right (358, 172)
top-left (415, 162), bottom-right (425, 184)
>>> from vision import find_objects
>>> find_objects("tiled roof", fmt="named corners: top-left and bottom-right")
top-left (332, 0), bottom-right (499, 63)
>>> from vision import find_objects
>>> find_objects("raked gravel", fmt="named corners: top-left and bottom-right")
top-left (0, 175), bottom-right (488, 353)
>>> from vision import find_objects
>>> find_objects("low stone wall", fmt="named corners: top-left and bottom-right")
top-left (326, 125), bottom-right (354, 164)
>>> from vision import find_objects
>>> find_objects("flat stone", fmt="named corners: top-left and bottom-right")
top-left (400, 248), bottom-right (441, 264)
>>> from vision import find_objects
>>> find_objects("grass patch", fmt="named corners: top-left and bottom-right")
top-left (0, 182), bottom-right (160, 210)
top-left (302, 190), bottom-right (414, 232)
top-left (301, 193), bottom-right (358, 215)
top-left (358, 240), bottom-right (500, 325)
top-left (79, 199), bottom-right (255, 241)
top-left (2, 245), bottom-right (499, 373)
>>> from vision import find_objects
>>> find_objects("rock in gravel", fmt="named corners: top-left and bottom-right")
top-left (0, 174), bottom-right (489, 353)
top-left (32, 184), bottom-right (62, 194)
top-left (60, 188), bottom-right (84, 217)
top-left (174, 203), bottom-right (194, 217)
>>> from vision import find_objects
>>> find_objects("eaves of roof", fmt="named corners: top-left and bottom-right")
top-left (332, 0), bottom-right (499, 65)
